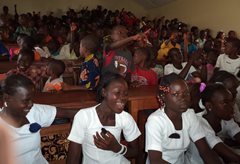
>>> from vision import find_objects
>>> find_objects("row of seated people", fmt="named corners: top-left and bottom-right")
top-left (1, 23), bottom-right (239, 112)
top-left (0, 72), bottom-right (240, 164)
top-left (1, 5), bottom-right (239, 90)
top-left (0, 25), bottom-right (159, 93)
top-left (2, 25), bottom-right (238, 94)
top-left (0, 6), bottom-right (239, 88)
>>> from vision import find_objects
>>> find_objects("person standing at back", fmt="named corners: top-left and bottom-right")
top-left (102, 25), bottom-right (147, 79)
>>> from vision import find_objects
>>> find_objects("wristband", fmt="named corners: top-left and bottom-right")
top-left (121, 145), bottom-right (127, 155)
top-left (116, 144), bottom-right (124, 154)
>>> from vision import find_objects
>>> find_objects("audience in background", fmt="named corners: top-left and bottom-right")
top-left (0, 4), bottom-right (240, 164)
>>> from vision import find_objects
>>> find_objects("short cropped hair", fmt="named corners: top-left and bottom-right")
top-left (48, 60), bottom-right (66, 77)
top-left (81, 35), bottom-right (99, 53)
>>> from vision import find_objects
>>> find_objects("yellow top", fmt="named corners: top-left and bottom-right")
top-left (157, 41), bottom-right (180, 61)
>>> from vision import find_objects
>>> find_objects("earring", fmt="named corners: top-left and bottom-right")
top-left (4, 102), bottom-right (7, 108)
top-left (159, 99), bottom-right (165, 108)
top-left (157, 96), bottom-right (165, 108)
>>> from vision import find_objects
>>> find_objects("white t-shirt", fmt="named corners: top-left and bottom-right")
top-left (215, 53), bottom-right (240, 79)
top-left (164, 62), bottom-right (196, 80)
top-left (56, 43), bottom-right (78, 60)
top-left (145, 108), bottom-right (205, 164)
top-left (199, 110), bottom-right (240, 146)
top-left (35, 47), bottom-right (50, 58)
top-left (187, 110), bottom-right (240, 164)
top-left (0, 104), bottom-right (57, 164)
top-left (68, 105), bottom-right (141, 164)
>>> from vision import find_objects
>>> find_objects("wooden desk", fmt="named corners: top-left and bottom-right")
top-left (1, 85), bottom-right (158, 122)
top-left (1, 86), bottom-right (159, 121)
top-left (33, 90), bottom-right (97, 109)
top-left (128, 86), bottom-right (159, 121)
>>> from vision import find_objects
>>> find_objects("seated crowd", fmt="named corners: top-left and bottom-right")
top-left (0, 4), bottom-right (240, 164)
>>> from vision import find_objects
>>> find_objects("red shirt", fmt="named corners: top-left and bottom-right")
top-left (131, 66), bottom-right (157, 86)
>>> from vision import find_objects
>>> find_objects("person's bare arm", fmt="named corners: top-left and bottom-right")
top-left (179, 51), bottom-right (200, 79)
top-left (234, 132), bottom-right (240, 144)
top-left (213, 142), bottom-right (240, 163)
top-left (178, 60), bottom-right (193, 79)
top-left (66, 142), bottom-right (82, 164)
top-left (195, 138), bottom-right (224, 164)
top-left (106, 32), bottom-right (147, 52)
top-left (148, 150), bottom-right (170, 164)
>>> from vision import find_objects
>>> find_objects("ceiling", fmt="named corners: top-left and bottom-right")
top-left (135, 0), bottom-right (176, 9)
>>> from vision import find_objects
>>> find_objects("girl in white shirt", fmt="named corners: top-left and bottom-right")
top-left (0, 74), bottom-right (78, 164)
top-left (190, 84), bottom-right (240, 163)
top-left (67, 73), bottom-right (141, 164)
top-left (209, 70), bottom-right (240, 123)
top-left (145, 73), bottom-right (222, 164)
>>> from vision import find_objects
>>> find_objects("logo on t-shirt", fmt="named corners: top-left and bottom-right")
top-left (114, 56), bottom-right (129, 75)
top-left (131, 75), bottom-right (148, 85)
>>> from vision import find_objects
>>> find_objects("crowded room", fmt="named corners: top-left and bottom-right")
top-left (0, 0), bottom-right (240, 163)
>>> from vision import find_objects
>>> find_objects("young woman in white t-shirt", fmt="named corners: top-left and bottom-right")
top-left (196, 84), bottom-right (240, 163)
top-left (0, 74), bottom-right (78, 164)
top-left (67, 72), bottom-right (141, 164)
top-left (145, 73), bottom-right (222, 164)
top-left (209, 70), bottom-right (240, 123)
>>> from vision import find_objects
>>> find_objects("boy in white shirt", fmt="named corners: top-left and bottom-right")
top-left (215, 38), bottom-right (240, 80)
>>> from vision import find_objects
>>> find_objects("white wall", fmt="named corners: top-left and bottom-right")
top-left (148, 0), bottom-right (240, 36)
top-left (2, 0), bottom-right (239, 37)
top-left (0, 0), bottom-right (146, 17)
